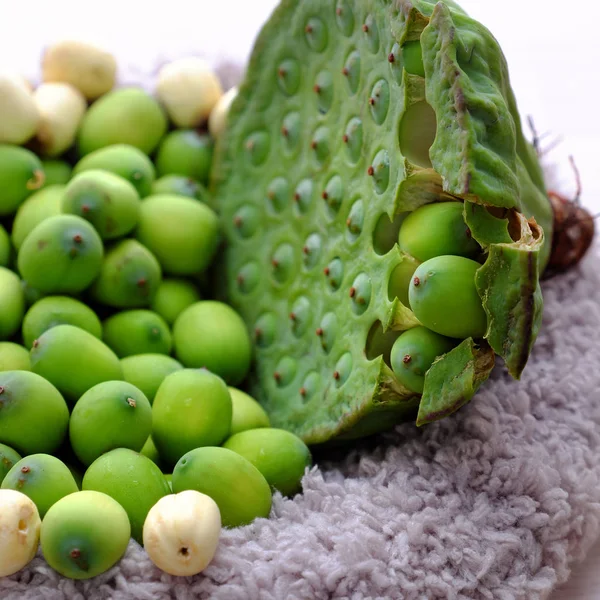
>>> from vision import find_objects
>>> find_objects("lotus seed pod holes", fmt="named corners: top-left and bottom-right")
top-left (214, 0), bottom-right (551, 441)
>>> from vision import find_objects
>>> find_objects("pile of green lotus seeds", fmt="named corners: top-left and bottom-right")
top-left (0, 40), bottom-right (312, 581)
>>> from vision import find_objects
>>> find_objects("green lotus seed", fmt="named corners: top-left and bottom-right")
top-left (388, 254), bottom-right (421, 306)
top-left (369, 79), bottom-right (390, 125)
top-left (151, 175), bottom-right (208, 203)
top-left (0, 224), bottom-right (10, 267)
top-left (120, 354), bottom-right (183, 405)
top-left (281, 111), bottom-right (301, 152)
top-left (293, 179), bottom-right (314, 215)
top-left (0, 343), bottom-right (30, 372)
top-left (305, 17), bottom-right (328, 52)
top-left (236, 262), bottom-right (260, 294)
top-left (334, 0), bottom-right (354, 36)
top-left (342, 50), bottom-right (361, 94)
top-left (314, 70), bottom-right (334, 113)
top-left (155, 130), bottom-right (213, 185)
top-left (41, 160), bottom-right (71, 188)
top-left (362, 15), bottom-right (380, 53)
top-left (266, 178), bottom-right (290, 214)
top-left (150, 278), bottom-right (201, 326)
top-left (277, 59), bottom-right (301, 96)
top-left (0, 267), bottom-right (25, 340)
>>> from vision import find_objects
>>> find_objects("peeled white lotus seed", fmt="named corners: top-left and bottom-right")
top-left (33, 83), bottom-right (87, 157)
top-left (142, 490), bottom-right (221, 576)
top-left (155, 57), bottom-right (223, 128)
top-left (208, 86), bottom-right (238, 140)
top-left (0, 74), bottom-right (40, 145)
top-left (42, 40), bottom-right (117, 100)
top-left (0, 489), bottom-right (42, 577)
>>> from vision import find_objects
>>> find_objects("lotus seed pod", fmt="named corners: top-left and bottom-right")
top-left (0, 444), bottom-right (22, 484)
top-left (172, 301), bottom-right (251, 385)
top-left (30, 324), bottom-right (123, 406)
top-left (40, 490), bottom-right (130, 580)
top-left (90, 239), bottom-right (162, 308)
top-left (41, 160), bottom-right (72, 188)
top-left (1, 454), bottom-right (79, 518)
top-left (0, 267), bottom-right (25, 340)
top-left (208, 86), bottom-right (238, 139)
top-left (0, 74), bottom-right (40, 145)
top-left (0, 489), bottom-right (41, 577)
top-left (42, 40), bottom-right (117, 100)
top-left (32, 82), bottom-right (87, 157)
top-left (229, 387), bottom-right (270, 436)
top-left (17, 215), bottom-right (103, 295)
top-left (151, 174), bottom-right (209, 203)
top-left (82, 448), bottom-right (170, 544)
top-left (143, 490), bottom-right (221, 576)
top-left (69, 381), bottom-right (152, 466)
top-left (22, 295), bottom-right (102, 350)
top-left (135, 194), bottom-right (219, 276)
top-left (120, 353), bottom-right (183, 404)
top-left (155, 130), bottom-right (213, 185)
top-left (0, 145), bottom-right (44, 216)
top-left (0, 224), bottom-right (10, 267)
top-left (390, 326), bottom-right (456, 394)
top-left (152, 369), bottom-right (232, 467)
top-left (0, 342), bottom-right (31, 372)
top-left (155, 57), bottom-right (224, 128)
top-left (62, 170), bottom-right (141, 240)
top-left (102, 310), bottom-right (172, 358)
top-left (11, 184), bottom-right (64, 251)
top-left (72, 144), bottom-right (156, 198)
top-left (172, 446), bottom-right (272, 528)
top-left (77, 88), bottom-right (168, 156)
top-left (398, 201), bottom-right (480, 262)
top-left (150, 278), bottom-right (201, 325)
top-left (409, 256), bottom-right (488, 340)
top-left (0, 370), bottom-right (69, 455)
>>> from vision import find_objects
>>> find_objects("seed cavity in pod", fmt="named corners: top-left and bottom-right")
top-left (305, 18), bottom-right (328, 52)
top-left (346, 200), bottom-right (364, 240)
top-left (271, 243), bottom-right (295, 284)
top-left (266, 177), bottom-right (290, 214)
top-left (362, 15), bottom-right (380, 53)
top-left (300, 372), bottom-right (322, 402)
top-left (370, 150), bottom-right (391, 194)
top-left (399, 100), bottom-right (437, 168)
top-left (369, 79), bottom-right (390, 125)
top-left (254, 313), bottom-right (277, 348)
top-left (310, 126), bottom-right (330, 164)
top-left (324, 257), bottom-right (344, 290)
top-left (302, 233), bottom-right (322, 269)
top-left (319, 312), bottom-right (338, 353)
top-left (344, 117), bottom-right (363, 164)
top-left (334, 352), bottom-right (353, 387)
top-left (236, 262), bottom-right (260, 294)
top-left (365, 320), bottom-right (401, 365)
top-left (342, 50), bottom-right (361, 95)
top-left (273, 356), bottom-right (297, 387)
top-left (323, 175), bottom-right (343, 216)
top-left (290, 296), bottom-right (311, 337)
top-left (373, 211), bottom-right (407, 255)
top-left (282, 111), bottom-right (301, 152)
top-left (232, 205), bottom-right (261, 238)
top-left (244, 131), bottom-right (270, 166)
top-left (403, 40), bottom-right (425, 77)
top-left (334, 0), bottom-right (354, 36)
top-left (293, 179), bottom-right (314, 216)
top-left (277, 59), bottom-right (301, 96)
top-left (350, 273), bottom-right (372, 315)
top-left (314, 71), bottom-right (334, 114)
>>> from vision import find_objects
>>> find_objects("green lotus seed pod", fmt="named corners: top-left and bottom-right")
top-left (155, 130), bottom-right (213, 185)
top-left (72, 144), bottom-right (156, 197)
top-left (173, 301), bottom-right (251, 385)
top-left (30, 324), bottom-right (123, 406)
top-left (102, 310), bottom-right (172, 358)
top-left (223, 428), bottom-right (311, 497)
top-left (172, 446), bottom-right (272, 528)
top-left (22, 296), bottom-right (102, 350)
top-left (1, 454), bottom-right (79, 517)
top-left (152, 369), bottom-right (232, 467)
top-left (0, 443), bottom-right (21, 484)
top-left (90, 239), bottom-right (162, 308)
top-left (409, 256), bottom-right (488, 339)
top-left (0, 370), bottom-right (69, 455)
top-left (62, 170), bottom-right (141, 240)
top-left (11, 184), bottom-right (64, 251)
top-left (0, 342), bottom-right (31, 371)
top-left (77, 88), bottom-right (168, 156)
top-left (135, 194), bottom-right (219, 276)
top-left (398, 201), bottom-right (480, 262)
top-left (150, 278), bottom-right (201, 326)
top-left (40, 160), bottom-right (72, 187)
top-left (120, 354), bottom-right (183, 404)
top-left (151, 174), bottom-right (208, 203)
top-left (69, 381), bottom-right (152, 466)
top-left (0, 267), bottom-right (25, 340)
top-left (40, 490), bottom-right (131, 580)
top-left (0, 224), bottom-right (10, 267)
top-left (82, 448), bottom-right (170, 544)
top-left (390, 326), bottom-right (456, 394)
top-left (17, 215), bottom-right (103, 295)
top-left (229, 387), bottom-right (270, 436)
top-left (0, 145), bottom-right (45, 216)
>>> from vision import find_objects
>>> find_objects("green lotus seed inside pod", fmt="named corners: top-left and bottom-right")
top-left (409, 255), bottom-right (488, 340)
top-left (390, 326), bottom-right (456, 394)
top-left (398, 201), bottom-right (481, 262)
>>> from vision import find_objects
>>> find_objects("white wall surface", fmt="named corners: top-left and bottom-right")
top-left (0, 0), bottom-right (598, 213)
